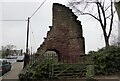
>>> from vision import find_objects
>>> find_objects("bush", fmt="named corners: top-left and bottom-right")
top-left (19, 60), bottom-right (53, 81)
top-left (19, 60), bottom-right (87, 80)
top-left (89, 45), bottom-right (120, 75)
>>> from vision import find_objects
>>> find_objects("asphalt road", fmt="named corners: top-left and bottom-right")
top-left (1, 62), bottom-right (23, 81)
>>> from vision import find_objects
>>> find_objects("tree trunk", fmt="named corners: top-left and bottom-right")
top-left (103, 31), bottom-right (110, 47)
top-left (105, 38), bottom-right (110, 47)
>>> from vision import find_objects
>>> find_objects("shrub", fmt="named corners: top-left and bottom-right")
top-left (89, 45), bottom-right (120, 75)
top-left (19, 60), bottom-right (87, 80)
top-left (19, 60), bottom-right (53, 81)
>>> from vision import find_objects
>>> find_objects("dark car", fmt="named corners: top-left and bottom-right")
top-left (0, 59), bottom-right (12, 76)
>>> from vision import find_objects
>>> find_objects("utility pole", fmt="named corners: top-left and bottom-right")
top-left (24, 17), bottom-right (30, 68)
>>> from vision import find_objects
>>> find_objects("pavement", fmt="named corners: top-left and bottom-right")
top-left (0, 62), bottom-right (23, 81)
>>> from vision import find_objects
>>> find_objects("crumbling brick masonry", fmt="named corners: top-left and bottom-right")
top-left (37, 3), bottom-right (85, 63)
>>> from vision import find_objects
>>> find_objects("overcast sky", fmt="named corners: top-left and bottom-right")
top-left (0, 0), bottom-right (119, 53)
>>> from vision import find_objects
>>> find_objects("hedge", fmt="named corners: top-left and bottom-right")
top-left (89, 45), bottom-right (120, 75)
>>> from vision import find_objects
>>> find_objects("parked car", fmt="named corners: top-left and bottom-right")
top-left (7, 55), bottom-right (18, 59)
top-left (0, 59), bottom-right (12, 76)
top-left (17, 56), bottom-right (24, 62)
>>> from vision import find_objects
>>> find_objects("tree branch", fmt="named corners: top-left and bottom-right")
top-left (96, 2), bottom-right (104, 29)
top-left (105, 5), bottom-right (111, 12)
top-left (71, 4), bottom-right (100, 21)
top-left (106, 11), bottom-right (116, 19)
top-left (98, 2), bottom-right (107, 29)
top-left (81, 12), bottom-right (100, 21)
top-left (103, 0), bottom-right (105, 8)
top-left (108, 0), bottom-right (114, 38)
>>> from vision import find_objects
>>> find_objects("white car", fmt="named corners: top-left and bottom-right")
top-left (17, 56), bottom-right (24, 62)
top-left (7, 56), bottom-right (18, 59)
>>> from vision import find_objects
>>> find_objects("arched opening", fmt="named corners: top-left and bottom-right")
top-left (44, 49), bottom-right (59, 62)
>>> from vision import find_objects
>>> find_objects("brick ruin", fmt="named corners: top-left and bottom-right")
top-left (37, 3), bottom-right (85, 63)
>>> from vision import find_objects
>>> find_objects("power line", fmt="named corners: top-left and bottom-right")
top-left (1, 0), bottom-right (47, 21)
top-left (29, 0), bottom-right (47, 19)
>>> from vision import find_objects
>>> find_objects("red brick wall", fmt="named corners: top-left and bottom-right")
top-left (37, 3), bottom-right (85, 63)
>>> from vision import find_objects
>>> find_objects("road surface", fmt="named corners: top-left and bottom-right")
top-left (1, 62), bottom-right (23, 81)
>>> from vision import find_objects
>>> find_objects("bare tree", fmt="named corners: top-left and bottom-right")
top-left (68, 0), bottom-right (116, 47)
top-left (1, 44), bottom-right (16, 57)
top-left (3, 44), bottom-right (16, 50)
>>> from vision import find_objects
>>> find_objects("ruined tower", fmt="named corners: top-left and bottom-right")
top-left (37, 3), bottom-right (85, 63)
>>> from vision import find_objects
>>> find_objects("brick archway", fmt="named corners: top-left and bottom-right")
top-left (45, 49), bottom-right (60, 61)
